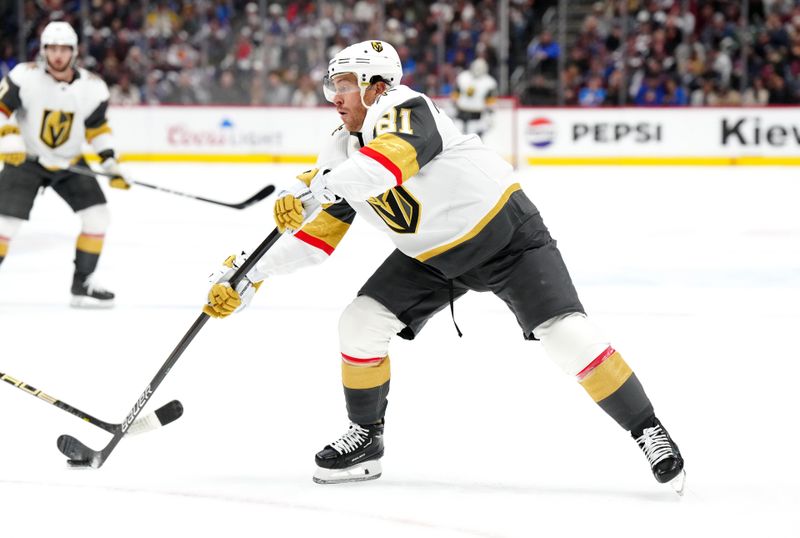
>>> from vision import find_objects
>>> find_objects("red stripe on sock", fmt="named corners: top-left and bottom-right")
top-left (294, 230), bottom-right (334, 255)
top-left (576, 346), bottom-right (616, 381)
top-left (360, 146), bottom-right (402, 185)
top-left (341, 352), bottom-right (384, 365)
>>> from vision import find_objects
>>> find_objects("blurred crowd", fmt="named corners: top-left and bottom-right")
top-left (1, 0), bottom-right (532, 106)
top-left (1, 0), bottom-right (798, 106)
top-left (554, 0), bottom-right (800, 105)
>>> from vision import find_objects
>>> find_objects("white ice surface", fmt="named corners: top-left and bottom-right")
top-left (1, 164), bottom-right (798, 537)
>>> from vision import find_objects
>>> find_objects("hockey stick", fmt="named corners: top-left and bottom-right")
top-left (25, 157), bottom-right (275, 210)
top-left (128, 180), bottom-right (275, 210)
top-left (57, 227), bottom-right (283, 468)
top-left (1, 371), bottom-right (183, 436)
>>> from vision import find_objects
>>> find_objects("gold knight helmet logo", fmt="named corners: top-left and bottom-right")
top-left (368, 186), bottom-right (420, 234)
top-left (371, 41), bottom-right (384, 53)
top-left (40, 109), bottom-right (74, 149)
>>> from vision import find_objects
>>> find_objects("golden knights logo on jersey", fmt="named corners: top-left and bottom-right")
top-left (368, 186), bottom-right (420, 234)
top-left (40, 109), bottom-right (74, 148)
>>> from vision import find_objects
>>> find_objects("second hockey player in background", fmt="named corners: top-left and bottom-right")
top-left (0, 21), bottom-right (131, 307)
top-left (451, 58), bottom-right (498, 139)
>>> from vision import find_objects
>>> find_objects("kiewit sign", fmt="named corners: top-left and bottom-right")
top-left (721, 117), bottom-right (800, 147)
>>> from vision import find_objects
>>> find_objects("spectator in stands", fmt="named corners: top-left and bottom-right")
top-left (291, 74), bottom-right (320, 107)
top-left (210, 70), bottom-right (248, 105)
top-left (578, 75), bottom-right (607, 106)
top-left (690, 77), bottom-right (715, 106)
top-left (767, 72), bottom-right (794, 104)
top-left (743, 76), bottom-right (769, 105)
top-left (142, 71), bottom-right (167, 105)
top-left (109, 72), bottom-right (142, 105)
top-left (709, 83), bottom-right (742, 106)
top-left (145, 1), bottom-right (180, 40)
top-left (528, 30), bottom-right (560, 76)
top-left (635, 76), bottom-right (665, 105)
top-left (166, 71), bottom-right (201, 105)
top-left (662, 78), bottom-right (688, 105)
top-left (0, 42), bottom-right (17, 78)
top-left (264, 71), bottom-right (292, 106)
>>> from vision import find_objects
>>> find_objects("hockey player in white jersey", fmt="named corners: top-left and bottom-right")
top-left (451, 58), bottom-right (497, 138)
top-left (205, 40), bottom-right (686, 493)
top-left (0, 21), bottom-right (130, 307)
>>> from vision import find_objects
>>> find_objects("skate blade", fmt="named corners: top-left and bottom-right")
top-left (669, 469), bottom-right (687, 496)
top-left (313, 460), bottom-right (382, 485)
top-left (70, 296), bottom-right (115, 309)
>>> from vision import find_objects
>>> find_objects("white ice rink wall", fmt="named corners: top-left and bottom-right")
top-left (105, 103), bottom-right (800, 167)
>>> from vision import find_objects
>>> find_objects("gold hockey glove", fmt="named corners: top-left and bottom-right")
top-left (101, 157), bottom-right (131, 189)
top-left (1, 152), bottom-right (25, 166)
top-left (0, 125), bottom-right (26, 166)
top-left (273, 168), bottom-right (337, 233)
top-left (203, 253), bottom-right (263, 318)
top-left (274, 194), bottom-right (305, 233)
top-left (204, 282), bottom-right (242, 318)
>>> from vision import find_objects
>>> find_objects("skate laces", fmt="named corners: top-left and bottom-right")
top-left (330, 423), bottom-right (369, 455)
top-left (635, 424), bottom-right (674, 467)
top-left (84, 274), bottom-right (110, 294)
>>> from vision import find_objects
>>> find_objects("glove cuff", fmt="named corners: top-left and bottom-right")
top-left (309, 175), bottom-right (337, 205)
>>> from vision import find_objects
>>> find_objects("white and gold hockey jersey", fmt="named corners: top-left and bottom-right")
top-left (453, 70), bottom-right (497, 114)
top-left (0, 62), bottom-right (115, 169)
top-left (253, 84), bottom-right (524, 280)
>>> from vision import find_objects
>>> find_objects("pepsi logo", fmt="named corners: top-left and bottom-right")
top-left (527, 117), bottom-right (555, 148)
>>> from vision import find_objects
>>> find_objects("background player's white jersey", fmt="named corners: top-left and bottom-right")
top-left (454, 70), bottom-right (497, 113)
top-left (2, 63), bottom-right (112, 169)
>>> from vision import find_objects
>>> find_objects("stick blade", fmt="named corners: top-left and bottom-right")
top-left (57, 434), bottom-right (100, 468)
top-left (235, 184), bottom-right (275, 209)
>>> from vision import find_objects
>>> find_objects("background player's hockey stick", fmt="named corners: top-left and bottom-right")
top-left (25, 157), bottom-right (275, 210)
top-left (57, 227), bottom-right (282, 468)
top-left (1, 371), bottom-right (183, 436)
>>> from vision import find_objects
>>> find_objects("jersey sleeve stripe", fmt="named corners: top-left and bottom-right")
top-left (416, 183), bottom-right (522, 262)
top-left (359, 145), bottom-right (403, 185)
top-left (85, 122), bottom-right (112, 142)
top-left (0, 102), bottom-right (11, 118)
top-left (294, 230), bottom-right (335, 255)
top-left (363, 133), bottom-right (420, 185)
top-left (341, 352), bottom-right (385, 366)
top-left (296, 210), bottom-right (351, 252)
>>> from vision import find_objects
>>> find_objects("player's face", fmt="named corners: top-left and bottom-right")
top-left (44, 45), bottom-right (73, 72)
top-left (331, 74), bottom-right (367, 131)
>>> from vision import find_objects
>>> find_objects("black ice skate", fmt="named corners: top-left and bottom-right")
top-left (70, 274), bottom-right (115, 308)
top-left (633, 417), bottom-right (686, 495)
top-left (313, 421), bottom-right (384, 484)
